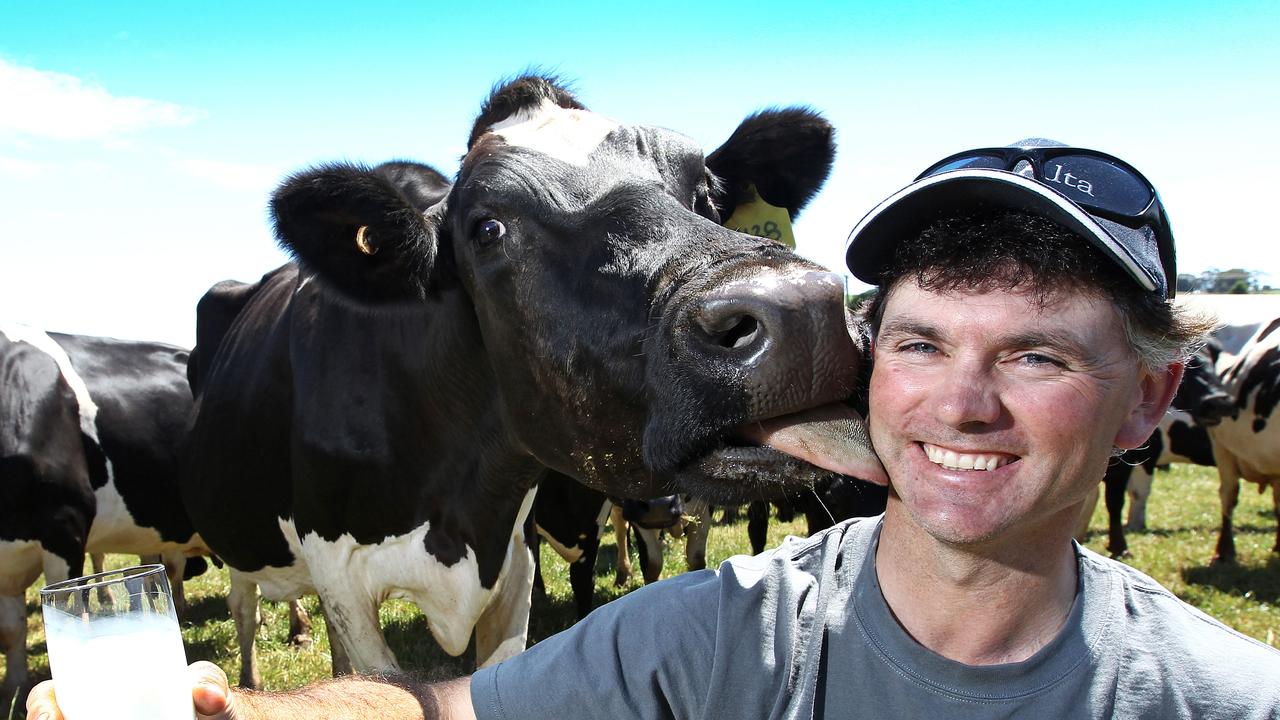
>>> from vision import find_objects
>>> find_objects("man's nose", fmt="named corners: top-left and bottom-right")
top-left (934, 361), bottom-right (1002, 428)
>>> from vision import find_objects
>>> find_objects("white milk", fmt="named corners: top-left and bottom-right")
top-left (43, 611), bottom-right (194, 720)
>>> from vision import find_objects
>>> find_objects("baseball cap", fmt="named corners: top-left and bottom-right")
top-left (844, 139), bottom-right (1177, 298)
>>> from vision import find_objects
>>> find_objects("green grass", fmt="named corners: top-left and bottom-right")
top-left (6, 464), bottom-right (1277, 713)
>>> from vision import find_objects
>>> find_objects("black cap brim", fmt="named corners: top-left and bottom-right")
top-left (844, 169), bottom-right (1161, 294)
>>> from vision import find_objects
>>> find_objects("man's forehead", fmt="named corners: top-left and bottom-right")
top-left (876, 280), bottom-right (1123, 340)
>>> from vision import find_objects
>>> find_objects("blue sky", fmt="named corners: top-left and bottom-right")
top-left (2, 0), bottom-right (1277, 346)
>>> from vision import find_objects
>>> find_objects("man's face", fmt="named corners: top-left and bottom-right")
top-left (868, 280), bottom-right (1163, 546)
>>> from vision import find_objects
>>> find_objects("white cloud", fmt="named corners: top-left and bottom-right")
top-left (0, 58), bottom-right (202, 140)
top-left (0, 155), bottom-right (49, 178)
top-left (173, 155), bottom-right (280, 193)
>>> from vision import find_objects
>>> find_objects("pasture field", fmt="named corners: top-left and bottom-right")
top-left (7, 464), bottom-right (1278, 714)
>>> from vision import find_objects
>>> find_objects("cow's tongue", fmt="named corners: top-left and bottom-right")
top-left (738, 404), bottom-right (888, 486)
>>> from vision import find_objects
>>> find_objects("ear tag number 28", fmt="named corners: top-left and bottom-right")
top-left (723, 185), bottom-right (796, 249)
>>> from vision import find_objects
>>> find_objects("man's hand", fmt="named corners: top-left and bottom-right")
top-left (26, 661), bottom-right (242, 720)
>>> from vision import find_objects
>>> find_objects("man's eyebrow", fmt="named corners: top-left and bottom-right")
top-left (999, 330), bottom-right (1095, 359)
top-left (875, 319), bottom-right (940, 341)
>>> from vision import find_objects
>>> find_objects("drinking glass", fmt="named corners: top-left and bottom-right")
top-left (40, 564), bottom-right (194, 720)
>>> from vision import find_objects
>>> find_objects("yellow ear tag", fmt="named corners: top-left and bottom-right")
top-left (723, 185), bottom-right (795, 249)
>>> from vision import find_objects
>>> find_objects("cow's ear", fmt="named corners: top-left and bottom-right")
top-left (270, 163), bottom-right (442, 303)
top-left (706, 107), bottom-right (835, 221)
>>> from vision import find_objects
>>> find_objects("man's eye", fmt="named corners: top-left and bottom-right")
top-left (903, 342), bottom-right (937, 354)
top-left (1020, 353), bottom-right (1061, 367)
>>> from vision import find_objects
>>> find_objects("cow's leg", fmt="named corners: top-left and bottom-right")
top-left (683, 499), bottom-right (709, 572)
top-left (568, 533), bottom-right (600, 620)
top-left (747, 500), bottom-right (769, 555)
top-left (1125, 469), bottom-right (1154, 531)
top-left (288, 599), bottom-right (312, 648)
top-left (611, 506), bottom-right (634, 587)
top-left (312, 584), bottom-right (396, 675)
top-left (719, 505), bottom-right (740, 524)
top-left (475, 540), bottom-right (535, 668)
top-left (1104, 470), bottom-right (1129, 558)
top-left (144, 552), bottom-right (189, 618)
top-left (530, 531), bottom-right (546, 599)
top-left (227, 570), bottom-right (263, 689)
top-left (1214, 458), bottom-right (1242, 564)
top-left (1074, 484), bottom-right (1100, 543)
top-left (88, 552), bottom-right (114, 605)
top-left (318, 600), bottom-right (352, 677)
top-left (0, 594), bottom-right (27, 714)
top-left (1271, 479), bottom-right (1280, 554)
top-left (633, 527), bottom-right (664, 584)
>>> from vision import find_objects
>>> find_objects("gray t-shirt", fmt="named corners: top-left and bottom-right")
top-left (471, 516), bottom-right (1280, 719)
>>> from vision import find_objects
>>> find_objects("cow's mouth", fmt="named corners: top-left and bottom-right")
top-left (675, 403), bottom-right (887, 504)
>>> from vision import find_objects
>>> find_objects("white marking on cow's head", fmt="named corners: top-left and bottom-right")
top-left (487, 99), bottom-right (619, 167)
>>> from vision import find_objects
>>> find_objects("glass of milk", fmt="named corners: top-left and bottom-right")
top-left (40, 564), bottom-right (194, 720)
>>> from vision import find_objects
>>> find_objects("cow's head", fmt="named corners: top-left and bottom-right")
top-left (1174, 342), bottom-right (1235, 426)
top-left (269, 74), bottom-right (883, 502)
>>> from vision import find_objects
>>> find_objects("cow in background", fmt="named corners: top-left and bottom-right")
top-left (0, 325), bottom-right (208, 708)
top-left (182, 74), bottom-right (884, 687)
top-left (1077, 409), bottom-right (1217, 557)
top-left (532, 473), bottom-right (702, 619)
top-left (743, 476), bottom-right (888, 555)
top-left (1208, 318), bottom-right (1280, 562)
top-left (610, 495), bottom-right (709, 587)
top-left (530, 473), bottom-right (613, 620)
top-left (1075, 343), bottom-right (1233, 556)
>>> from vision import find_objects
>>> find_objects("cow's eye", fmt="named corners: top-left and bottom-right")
top-left (475, 218), bottom-right (507, 246)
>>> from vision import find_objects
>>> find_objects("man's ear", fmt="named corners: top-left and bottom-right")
top-left (270, 163), bottom-right (445, 303)
top-left (1115, 361), bottom-right (1185, 449)
top-left (706, 107), bottom-right (835, 220)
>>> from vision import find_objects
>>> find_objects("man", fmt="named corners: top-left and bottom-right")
top-left (29, 140), bottom-right (1280, 718)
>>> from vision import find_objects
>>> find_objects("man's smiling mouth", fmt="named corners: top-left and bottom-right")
top-left (922, 443), bottom-right (1017, 471)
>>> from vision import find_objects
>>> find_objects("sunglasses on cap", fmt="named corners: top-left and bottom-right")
top-left (918, 146), bottom-right (1170, 237)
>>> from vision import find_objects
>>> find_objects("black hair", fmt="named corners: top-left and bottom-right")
top-left (860, 208), bottom-right (1205, 368)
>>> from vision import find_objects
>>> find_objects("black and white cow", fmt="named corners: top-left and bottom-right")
top-left (0, 325), bottom-right (208, 705)
top-left (530, 473), bottom-right (699, 619)
top-left (1208, 318), bottom-right (1280, 562)
top-left (1075, 344), bottom-right (1233, 556)
top-left (182, 75), bottom-right (885, 686)
top-left (1077, 409), bottom-right (1217, 557)
top-left (745, 476), bottom-right (889, 555)
top-left (529, 472), bottom-right (613, 620)
top-left (610, 494), bottom-right (710, 587)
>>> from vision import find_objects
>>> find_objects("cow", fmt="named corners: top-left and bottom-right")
top-left (530, 474), bottom-right (698, 620)
top-left (744, 476), bottom-right (889, 555)
top-left (181, 74), bottom-right (885, 687)
top-left (0, 325), bottom-right (209, 708)
top-left (1075, 344), bottom-right (1233, 556)
top-left (610, 494), bottom-right (710, 587)
top-left (529, 472), bottom-right (613, 620)
top-left (1208, 317), bottom-right (1280, 563)
top-left (1076, 409), bottom-right (1216, 557)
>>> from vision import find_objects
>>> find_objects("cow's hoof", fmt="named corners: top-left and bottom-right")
top-left (1109, 549), bottom-right (1131, 560)
top-left (1210, 554), bottom-right (1237, 566)
top-left (289, 632), bottom-right (313, 648)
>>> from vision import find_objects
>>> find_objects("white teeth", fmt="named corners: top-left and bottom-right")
top-left (923, 443), bottom-right (1012, 471)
